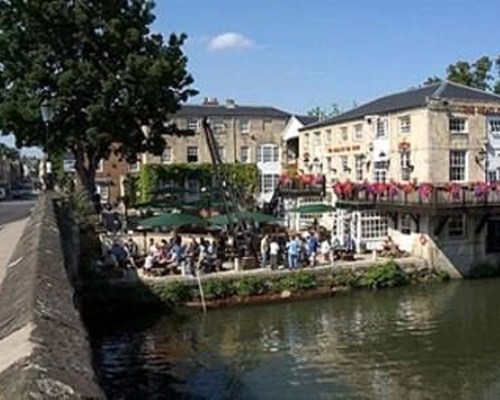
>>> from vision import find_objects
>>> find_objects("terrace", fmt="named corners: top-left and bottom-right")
top-left (334, 182), bottom-right (500, 216)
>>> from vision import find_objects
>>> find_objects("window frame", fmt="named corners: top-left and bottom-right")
top-left (489, 119), bottom-right (500, 135)
top-left (449, 117), bottom-right (468, 134)
top-left (341, 127), bottom-right (348, 141)
top-left (187, 146), bottom-right (199, 163)
top-left (239, 119), bottom-right (250, 134)
top-left (354, 124), bottom-right (363, 140)
top-left (354, 155), bottom-right (364, 181)
top-left (128, 160), bottom-right (140, 172)
top-left (449, 150), bottom-right (467, 182)
top-left (400, 151), bottom-right (411, 181)
top-left (257, 143), bottom-right (279, 163)
top-left (399, 115), bottom-right (411, 134)
top-left (187, 118), bottom-right (199, 131)
top-left (401, 214), bottom-right (412, 235)
top-left (376, 117), bottom-right (388, 138)
top-left (360, 211), bottom-right (388, 240)
top-left (161, 147), bottom-right (172, 164)
top-left (240, 146), bottom-right (250, 163)
top-left (260, 173), bottom-right (279, 193)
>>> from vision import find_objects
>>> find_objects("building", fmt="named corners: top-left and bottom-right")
top-left (298, 81), bottom-right (500, 275)
top-left (87, 98), bottom-right (309, 205)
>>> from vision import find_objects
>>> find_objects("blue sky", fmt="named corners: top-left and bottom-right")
top-left (154, 0), bottom-right (500, 114)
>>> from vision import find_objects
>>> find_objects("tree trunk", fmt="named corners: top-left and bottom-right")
top-left (73, 145), bottom-right (99, 212)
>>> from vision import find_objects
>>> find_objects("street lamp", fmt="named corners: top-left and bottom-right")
top-left (40, 99), bottom-right (53, 190)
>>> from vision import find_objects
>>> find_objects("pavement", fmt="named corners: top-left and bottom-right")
top-left (0, 200), bottom-right (35, 287)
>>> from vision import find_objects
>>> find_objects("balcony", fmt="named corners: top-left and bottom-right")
top-left (277, 175), bottom-right (326, 198)
top-left (334, 182), bottom-right (500, 216)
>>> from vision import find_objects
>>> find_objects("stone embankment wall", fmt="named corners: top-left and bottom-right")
top-left (0, 194), bottom-right (104, 399)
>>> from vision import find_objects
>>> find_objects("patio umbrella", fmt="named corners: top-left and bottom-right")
top-left (137, 212), bottom-right (208, 229)
top-left (289, 203), bottom-right (335, 214)
top-left (209, 211), bottom-right (282, 226)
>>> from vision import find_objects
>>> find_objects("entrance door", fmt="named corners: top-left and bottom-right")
top-left (486, 220), bottom-right (500, 253)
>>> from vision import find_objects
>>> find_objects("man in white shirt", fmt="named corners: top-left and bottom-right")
top-left (269, 237), bottom-right (280, 270)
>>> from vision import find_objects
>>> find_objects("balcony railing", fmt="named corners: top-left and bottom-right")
top-left (334, 182), bottom-right (500, 214)
top-left (278, 177), bottom-right (326, 198)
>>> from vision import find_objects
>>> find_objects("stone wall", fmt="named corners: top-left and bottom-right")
top-left (0, 193), bottom-right (104, 399)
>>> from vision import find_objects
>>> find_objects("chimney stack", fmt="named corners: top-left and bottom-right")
top-left (202, 97), bottom-right (219, 106)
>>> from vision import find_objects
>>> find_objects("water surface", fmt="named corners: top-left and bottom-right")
top-left (91, 279), bottom-right (500, 399)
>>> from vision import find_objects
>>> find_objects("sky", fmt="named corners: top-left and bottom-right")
top-left (4, 0), bottom-right (500, 154)
top-left (153, 0), bottom-right (500, 114)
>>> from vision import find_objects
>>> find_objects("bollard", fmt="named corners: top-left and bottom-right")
top-left (235, 257), bottom-right (241, 272)
top-left (372, 249), bottom-right (377, 261)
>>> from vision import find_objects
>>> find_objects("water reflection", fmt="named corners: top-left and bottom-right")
top-left (92, 279), bottom-right (500, 399)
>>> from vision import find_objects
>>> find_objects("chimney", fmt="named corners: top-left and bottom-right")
top-left (225, 98), bottom-right (236, 108)
top-left (202, 97), bottom-right (219, 106)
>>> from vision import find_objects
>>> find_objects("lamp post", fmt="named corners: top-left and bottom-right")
top-left (40, 99), bottom-right (53, 190)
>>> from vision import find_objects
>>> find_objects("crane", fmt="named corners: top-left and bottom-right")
top-left (201, 117), bottom-right (259, 266)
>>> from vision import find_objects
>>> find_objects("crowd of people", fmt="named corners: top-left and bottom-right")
top-left (260, 232), bottom-right (357, 270)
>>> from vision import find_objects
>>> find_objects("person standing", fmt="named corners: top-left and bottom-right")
top-left (269, 237), bottom-right (280, 270)
top-left (286, 236), bottom-right (299, 269)
top-left (260, 234), bottom-right (270, 269)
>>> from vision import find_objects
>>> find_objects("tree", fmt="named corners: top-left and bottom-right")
top-left (0, 143), bottom-right (19, 160)
top-left (307, 103), bottom-right (341, 120)
top-left (0, 0), bottom-right (197, 201)
top-left (425, 55), bottom-right (498, 92)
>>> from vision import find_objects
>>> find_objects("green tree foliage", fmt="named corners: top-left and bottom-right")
top-left (307, 103), bottom-right (341, 120)
top-left (0, 0), bottom-right (197, 199)
top-left (0, 143), bottom-right (19, 160)
top-left (426, 55), bottom-right (500, 94)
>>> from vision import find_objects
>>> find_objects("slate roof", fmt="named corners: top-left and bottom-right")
top-left (175, 104), bottom-right (291, 119)
top-left (301, 81), bottom-right (500, 130)
top-left (295, 115), bottom-right (319, 125)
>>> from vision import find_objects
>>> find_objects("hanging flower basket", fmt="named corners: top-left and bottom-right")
top-left (474, 182), bottom-right (489, 200)
top-left (300, 174), bottom-right (314, 186)
top-left (446, 182), bottom-right (461, 200)
top-left (418, 183), bottom-right (433, 200)
top-left (278, 173), bottom-right (291, 185)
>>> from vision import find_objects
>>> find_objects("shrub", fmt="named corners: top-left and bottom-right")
top-left (330, 270), bottom-right (361, 288)
top-left (161, 281), bottom-right (193, 304)
top-left (236, 276), bottom-right (269, 297)
top-left (277, 271), bottom-right (318, 292)
top-left (364, 261), bottom-right (409, 289)
top-left (202, 279), bottom-right (237, 300)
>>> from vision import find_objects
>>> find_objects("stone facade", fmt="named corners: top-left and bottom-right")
top-left (297, 82), bottom-right (500, 276)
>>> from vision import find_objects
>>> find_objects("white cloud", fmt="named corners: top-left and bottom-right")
top-left (208, 32), bottom-right (254, 51)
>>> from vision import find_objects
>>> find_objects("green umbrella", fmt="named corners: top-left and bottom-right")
top-left (138, 212), bottom-right (208, 229)
top-left (289, 203), bottom-right (335, 214)
top-left (209, 211), bottom-right (282, 226)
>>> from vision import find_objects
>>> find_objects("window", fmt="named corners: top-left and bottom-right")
top-left (217, 146), bottom-right (226, 162)
top-left (488, 170), bottom-right (498, 182)
top-left (373, 161), bottom-right (388, 182)
top-left (376, 118), bottom-right (387, 138)
top-left (326, 129), bottom-right (332, 143)
top-left (240, 146), bottom-right (250, 163)
top-left (257, 144), bottom-right (279, 163)
top-left (360, 212), bottom-right (388, 239)
top-left (400, 116), bottom-right (411, 133)
top-left (449, 150), bottom-right (466, 181)
top-left (63, 158), bottom-right (76, 173)
top-left (354, 155), bottom-right (364, 181)
top-left (326, 156), bottom-right (332, 170)
top-left (211, 117), bottom-right (225, 132)
top-left (161, 147), bottom-right (172, 163)
top-left (340, 155), bottom-right (349, 171)
top-left (341, 127), bottom-right (348, 141)
top-left (240, 119), bottom-right (250, 134)
top-left (96, 159), bottom-right (104, 172)
top-left (187, 146), bottom-right (198, 163)
top-left (400, 151), bottom-right (411, 181)
top-left (489, 119), bottom-right (500, 134)
top-left (260, 173), bottom-right (279, 193)
top-left (449, 117), bottom-right (467, 134)
top-left (448, 215), bottom-right (466, 238)
top-left (401, 214), bottom-right (412, 235)
top-left (313, 131), bottom-right (321, 146)
top-left (354, 124), bottom-right (363, 140)
top-left (187, 118), bottom-right (199, 131)
top-left (128, 160), bottom-right (140, 172)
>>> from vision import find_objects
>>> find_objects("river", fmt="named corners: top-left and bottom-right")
top-left (90, 279), bottom-right (500, 399)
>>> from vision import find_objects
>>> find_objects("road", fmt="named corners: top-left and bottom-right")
top-left (0, 201), bottom-right (35, 226)
top-left (0, 200), bottom-right (35, 287)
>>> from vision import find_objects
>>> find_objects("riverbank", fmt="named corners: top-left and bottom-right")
top-left (80, 256), bottom-right (450, 317)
